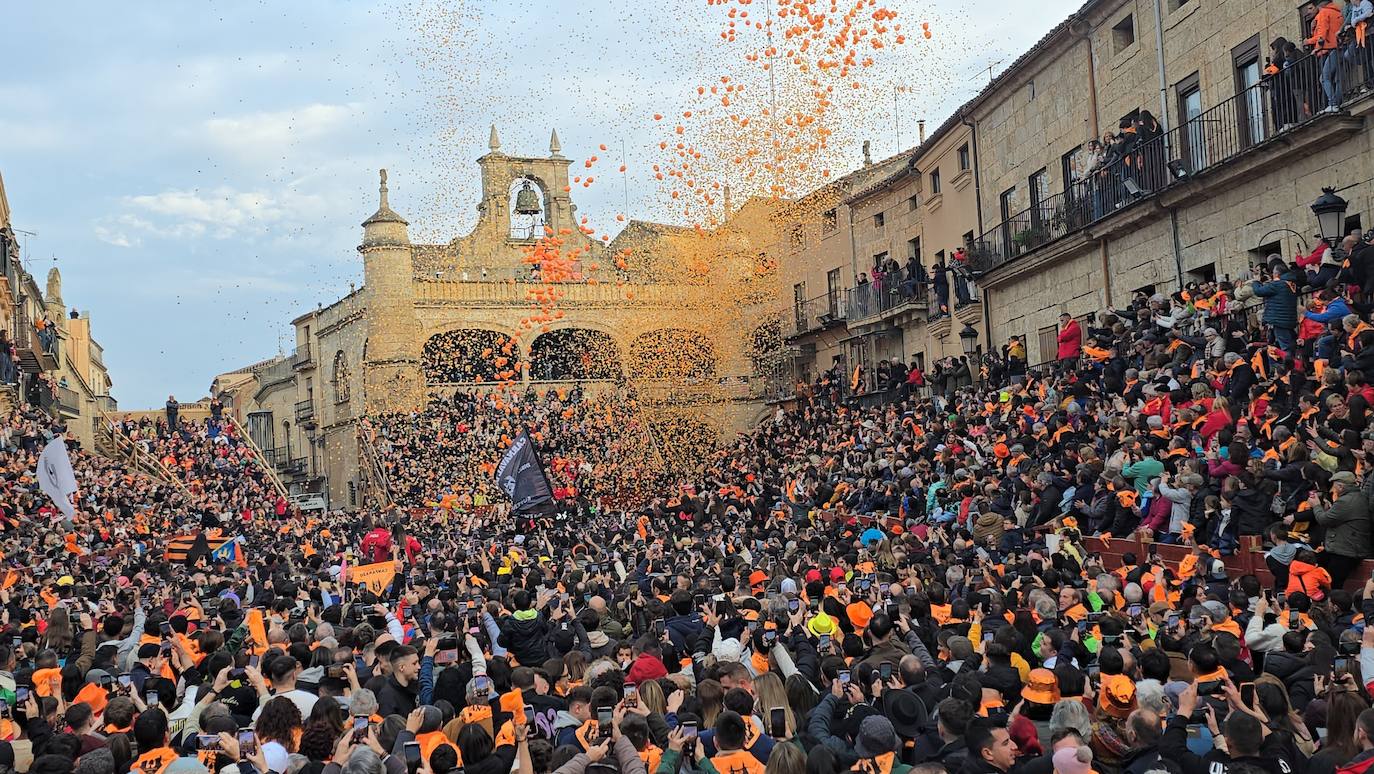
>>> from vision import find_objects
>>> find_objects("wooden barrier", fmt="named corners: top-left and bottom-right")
top-left (1080, 534), bottom-right (1374, 591)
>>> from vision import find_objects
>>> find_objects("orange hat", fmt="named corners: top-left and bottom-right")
top-left (74, 682), bottom-right (109, 715)
top-left (1099, 674), bottom-right (1137, 719)
top-left (994, 443), bottom-right (1010, 459)
top-left (31, 668), bottom-right (61, 698)
top-left (846, 602), bottom-right (873, 630)
top-left (1021, 668), bottom-right (1060, 705)
top-left (749, 570), bottom-right (768, 589)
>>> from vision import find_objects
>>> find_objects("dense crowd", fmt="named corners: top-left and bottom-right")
top-left (364, 388), bottom-right (663, 509)
top-left (0, 234), bottom-right (1373, 774)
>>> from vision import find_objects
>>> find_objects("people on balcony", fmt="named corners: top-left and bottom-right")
top-left (930, 260), bottom-right (950, 318)
top-left (1309, 0), bottom-right (1346, 111)
top-left (1056, 312), bottom-right (1082, 372)
top-left (0, 332), bottom-right (14, 385)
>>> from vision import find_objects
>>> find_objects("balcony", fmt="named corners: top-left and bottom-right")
top-left (967, 51), bottom-right (1370, 281)
top-left (95, 395), bottom-right (117, 413)
top-left (57, 385), bottom-right (81, 415)
top-left (291, 343), bottom-right (313, 370)
top-left (294, 399), bottom-right (316, 426)
top-left (844, 280), bottom-right (930, 328)
top-left (785, 292), bottom-right (848, 340)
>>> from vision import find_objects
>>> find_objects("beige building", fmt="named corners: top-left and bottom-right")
top-left (214, 128), bottom-right (777, 509)
top-left (0, 171), bottom-right (116, 439)
top-left (776, 0), bottom-right (1374, 385)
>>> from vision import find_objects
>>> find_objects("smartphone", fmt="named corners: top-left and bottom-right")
top-left (1239, 682), bottom-right (1256, 708)
top-left (1167, 614), bottom-right (1180, 629)
top-left (654, 619), bottom-right (666, 637)
top-left (1289, 611), bottom-right (1300, 630)
top-left (763, 629), bottom-right (777, 648)
top-left (9, 636), bottom-right (19, 649)
top-left (818, 634), bottom-right (831, 651)
top-left (458, 602), bottom-right (469, 616)
top-left (596, 707), bottom-right (614, 738)
top-left (787, 598), bottom-right (800, 613)
top-left (326, 664), bottom-right (345, 679)
top-left (1196, 680), bottom-right (1222, 696)
top-left (197, 734), bottom-right (220, 751)
top-left (1127, 604), bottom-right (1142, 618)
top-left (14, 687), bottom-right (29, 704)
top-left (681, 721), bottom-right (698, 740)
top-left (352, 715), bottom-right (369, 742)
top-left (879, 662), bottom-right (893, 681)
top-left (1086, 663), bottom-right (1101, 678)
top-left (230, 667), bottom-right (246, 679)
top-left (624, 683), bottom-right (638, 708)
top-left (1335, 657), bottom-right (1351, 673)
top-left (838, 669), bottom-right (851, 685)
top-left (248, 655), bottom-right (260, 669)
top-left (523, 704), bottom-right (535, 729)
top-left (768, 707), bottom-right (787, 739)
top-left (982, 630), bottom-right (995, 643)
top-left (159, 621), bottom-right (173, 638)
top-left (147, 690), bottom-right (159, 707)
top-left (403, 741), bottom-right (422, 768)
top-left (237, 730), bottom-right (257, 757)
top-left (474, 675), bottom-right (492, 696)
top-left (436, 648), bottom-right (459, 665)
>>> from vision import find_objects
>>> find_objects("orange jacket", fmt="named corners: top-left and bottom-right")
top-left (1307, 5), bottom-right (1343, 53)
top-left (1287, 560), bottom-right (1333, 601)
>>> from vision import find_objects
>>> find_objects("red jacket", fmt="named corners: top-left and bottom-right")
top-left (361, 527), bottom-right (393, 563)
top-left (1056, 319), bottom-right (1082, 360)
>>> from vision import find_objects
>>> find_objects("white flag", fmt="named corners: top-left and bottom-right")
top-left (37, 437), bottom-right (78, 520)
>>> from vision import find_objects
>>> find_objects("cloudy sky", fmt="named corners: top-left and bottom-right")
top-left (2, 0), bottom-right (1079, 408)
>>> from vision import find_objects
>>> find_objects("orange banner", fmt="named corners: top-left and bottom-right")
top-left (350, 561), bottom-right (396, 595)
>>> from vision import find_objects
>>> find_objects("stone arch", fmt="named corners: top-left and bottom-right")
top-left (422, 329), bottom-right (521, 383)
top-left (628, 328), bottom-right (717, 380)
top-left (528, 328), bottom-right (622, 381)
top-left (331, 350), bottom-right (351, 403)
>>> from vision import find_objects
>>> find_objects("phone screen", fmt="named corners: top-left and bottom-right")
top-left (879, 662), bottom-right (893, 681)
top-left (818, 634), bottom-right (831, 651)
top-left (403, 742), bottom-right (422, 765)
top-left (147, 690), bottom-right (159, 707)
top-left (353, 715), bottom-right (368, 740)
top-left (838, 669), bottom-right (850, 685)
top-left (238, 731), bottom-right (257, 757)
top-left (1239, 683), bottom-right (1256, 708)
top-left (681, 722), bottom-right (698, 739)
top-left (197, 734), bottom-right (220, 751)
top-left (768, 707), bottom-right (786, 738)
top-left (624, 683), bottom-right (638, 707)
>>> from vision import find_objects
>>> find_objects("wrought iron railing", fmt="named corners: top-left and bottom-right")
top-left (968, 50), bottom-right (1371, 277)
top-left (786, 291), bottom-right (849, 338)
top-left (291, 344), bottom-right (312, 368)
top-left (294, 399), bottom-right (315, 423)
top-left (845, 277), bottom-right (930, 323)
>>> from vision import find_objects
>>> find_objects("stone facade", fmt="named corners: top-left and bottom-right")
top-left (214, 131), bottom-right (774, 509)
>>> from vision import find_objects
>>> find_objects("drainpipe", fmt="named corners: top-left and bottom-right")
top-left (1071, 18), bottom-right (1110, 307)
top-left (960, 110), bottom-right (993, 351)
top-left (1151, 0), bottom-right (1172, 141)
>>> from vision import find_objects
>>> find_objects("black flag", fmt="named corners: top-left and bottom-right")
top-left (495, 431), bottom-right (555, 514)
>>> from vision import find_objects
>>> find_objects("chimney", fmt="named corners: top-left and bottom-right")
top-left (918, 120), bottom-right (926, 144)
top-left (862, 140), bottom-right (872, 167)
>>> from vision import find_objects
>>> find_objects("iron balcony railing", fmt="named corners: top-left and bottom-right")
top-left (95, 395), bottom-right (117, 413)
top-left (57, 385), bottom-right (80, 414)
top-left (845, 277), bottom-right (930, 323)
top-left (786, 291), bottom-right (849, 339)
top-left (294, 399), bottom-right (315, 424)
top-left (291, 344), bottom-right (312, 368)
top-left (968, 50), bottom-right (1371, 276)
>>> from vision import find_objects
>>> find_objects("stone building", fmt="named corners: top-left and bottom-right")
top-left (775, 0), bottom-right (1374, 388)
top-left (0, 170), bottom-right (116, 444)
top-left (215, 129), bottom-right (775, 508)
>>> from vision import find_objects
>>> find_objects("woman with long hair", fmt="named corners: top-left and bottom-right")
top-left (753, 673), bottom-right (795, 739)
top-left (1254, 676), bottom-right (1316, 757)
top-left (697, 679), bottom-right (724, 728)
top-left (1309, 680), bottom-right (1371, 773)
top-left (638, 679), bottom-right (667, 719)
top-left (456, 722), bottom-right (518, 774)
top-left (255, 696), bottom-right (305, 774)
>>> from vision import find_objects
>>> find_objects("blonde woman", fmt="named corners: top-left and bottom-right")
top-left (753, 673), bottom-right (795, 739)
top-left (639, 679), bottom-right (667, 718)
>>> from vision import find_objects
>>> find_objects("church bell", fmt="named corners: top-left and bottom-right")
top-left (514, 180), bottom-right (542, 215)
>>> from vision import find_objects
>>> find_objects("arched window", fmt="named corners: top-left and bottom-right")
top-left (332, 351), bottom-right (351, 403)
top-left (509, 177), bottom-right (547, 240)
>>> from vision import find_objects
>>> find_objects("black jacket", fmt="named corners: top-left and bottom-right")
top-left (1160, 715), bottom-right (1296, 774)
top-left (375, 674), bottom-right (419, 718)
top-left (498, 611), bottom-right (552, 666)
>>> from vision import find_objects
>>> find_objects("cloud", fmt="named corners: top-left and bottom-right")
top-left (92, 222), bottom-right (139, 248)
top-left (111, 185), bottom-right (332, 241)
top-left (202, 102), bottom-right (363, 160)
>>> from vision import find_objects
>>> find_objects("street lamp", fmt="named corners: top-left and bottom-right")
top-left (959, 324), bottom-right (979, 357)
top-left (1311, 187), bottom-right (1348, 244)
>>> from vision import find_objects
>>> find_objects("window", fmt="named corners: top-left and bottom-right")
top-left (874, 212), bottom-right (885, 228)
top-left (957, 144), bottom-right (971, 171)
top-left (1232, 35), bottom-right (1267, 146)
top-left (348, 481), bottom-right (357, 507)
top-left (1029, 168), bottom-right (1049, 210)
top-left (1027, 80), bottom-right (1036, 101)
top-left (826, 269), bottom-right (841, 316)
top-left (1171, 0), bottom-right (1191, 9)
top-left (1186, 263), bottom-right (1217, 284)
top-left (962, 231), bottom-right (975, 245)
top-left (1038, 326), bottom-right (1059, 365)
top-left (789, 225), bottom-right (805, 251)
top-left (935, 250), bottom-right (945, 263)
top-left (331, 351), bottom-right (351, 403)
top-left (907, 237), bottom-right (921, 262)
top-left (907, 195), bottom-right (919, 211)
top-left (1112, 15), bottom-right (1135, 53)
top-left (929, 169), bottom-right (942, 194)
top-left (822, 209), bottom-right (837, 233)
top-left (793, 282), bottom-right (807, 330)
top-left (1061, 145), bottom-right (1085, 194)
top-left (1176, 72), bottom-right (1205, 173)
top-left (1346, 214), bottom-right (1364, 238)
top-left (999, 187), bottom-right (1017, 221)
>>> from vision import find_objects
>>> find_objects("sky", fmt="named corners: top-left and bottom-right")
top-left (2, 0), bottom-right (1080, 408)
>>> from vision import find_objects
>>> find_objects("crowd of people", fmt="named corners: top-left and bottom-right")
top-left (0, 236), bottom-right (1373, 774)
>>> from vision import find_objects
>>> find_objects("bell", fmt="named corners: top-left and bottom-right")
top-left (513, 180), bottom-right (542, 215)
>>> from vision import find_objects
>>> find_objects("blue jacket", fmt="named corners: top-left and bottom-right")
top-left (1251, 275), bottom-right (1299, 329)
top-left (1304, 296), bottom-right (1351, 324)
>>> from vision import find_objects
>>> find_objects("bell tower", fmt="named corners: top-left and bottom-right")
top-left (359, 169), bottom-right (423, 413)
top-left (463, 126), bottom-right (596, 270)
